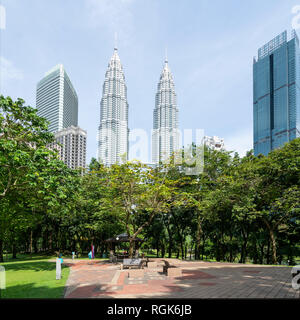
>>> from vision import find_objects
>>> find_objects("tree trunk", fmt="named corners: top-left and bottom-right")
top-left (167, 227), bottom-right (172, 258)
top-left (195, 239), bottom-right (201, 259)
top-left (33, 237), bottom-right (38, 254)
top-left (189, 243), bottom-right (193, 260)
top-left (30, 230), bottom-right (33, 254)
top-left (12, 243), bottom-right (17, 259)
top-left (0, 239), bottom-right (3, 262)
top-left (239, 227), bottom-right (249, 264)
top-left (129, 239), bottom-right (134, 258)
top-left (161, 244), bottom-right (165, 258)
top-left (42, 231), bottom-right (47, 252)
top-left (266, 240), bottom-right (270, 264)
top-left (216, 239), bottom-right (221, 262)
top-left (168, 242), bottom-right (172, 258)
top-left (61, 234), bottom-right (66, 252)
top-left (201, 236), bottom-right (206, 260)
top-left (288, 239), bottom-right (293, 265)
top-left (180, 240), bottom-right (184, 260)
top-left (269, 228), bottom-right (277, 265)
top-left (253, 242), bottom-right (258, 264)
top-left (194, 244), bottom-right (198, 261)
top-left (49, 232), bottom-right (53, 252)
top-left (220, 231), bottom-right (225, 261)
top-left (229, 233), bottom-right (233, 262)
top-left (263, 219), bottom-right (277, 265)
top-left (240, 241), bottom-right (247, 264)
top-left (259, 243), bottom-right (264, 264)
top-left (196, 215), bottom-right (202, 260)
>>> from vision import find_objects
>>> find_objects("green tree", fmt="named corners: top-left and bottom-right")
top-left (255, 138), bottom-right (300, 264)
top-left (104, 161), bottom-right (171, 257)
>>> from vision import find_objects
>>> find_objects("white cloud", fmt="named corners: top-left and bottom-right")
top-left (224, 128), bottom-right (253, 157)
top-left (0, 56), bottom-right (24, 85)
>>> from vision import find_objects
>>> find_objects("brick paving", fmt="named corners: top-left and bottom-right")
top-left (62, 259), bottom-right (300, 299)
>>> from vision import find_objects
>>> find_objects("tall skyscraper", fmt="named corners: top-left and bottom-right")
top-left (98, 47), bottom-right (129, 166)
top-left (50, 126), bottom-right (87, 170)
top-left (36, 64), bottom-right (78, 133)
top-left (152, 56), bottom-right (180, 164)
top-left (37, 64), bottom-right (86, 170)
top-left (253, 30), bottom-right (300, 156)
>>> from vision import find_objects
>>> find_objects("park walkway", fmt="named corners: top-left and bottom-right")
top-left (62, 259), bottom-right (299, 299)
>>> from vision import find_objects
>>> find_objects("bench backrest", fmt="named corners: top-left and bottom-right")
top-left (123, 258), bottom-right (142, 266)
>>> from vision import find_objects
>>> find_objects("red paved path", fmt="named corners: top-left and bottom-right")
top-left (62, 259), bottom-right (299, 299)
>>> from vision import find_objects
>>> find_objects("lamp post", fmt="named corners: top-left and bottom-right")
top-left (0, 266), bottom-right (5, 298)
top-left (56, 258), bottom-right (61, 280)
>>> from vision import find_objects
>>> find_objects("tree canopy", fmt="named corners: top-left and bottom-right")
top-left (0, 95), bottom-right (299, 264)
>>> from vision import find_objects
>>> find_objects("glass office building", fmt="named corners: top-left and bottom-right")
top-left (253, 30), bottom-right (300, 156)
top-left (36, 64), bottom-right (78, 133)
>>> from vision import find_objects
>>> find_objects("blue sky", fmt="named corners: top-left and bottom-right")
top-left (1, 0), bottom-right (299, 163)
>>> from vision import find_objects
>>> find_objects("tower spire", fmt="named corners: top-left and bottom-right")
top-left (114, 32), bottom-right (118, 51)
top-left (165, 47), bottom-right (168, 63)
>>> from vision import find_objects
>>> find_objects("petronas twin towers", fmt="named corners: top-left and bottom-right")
top-left (152, 56), bottom-right (180, 164)
top-left (98, 47), bottom-right (179, 166)
top-left (98, 48), bottom-right (129, 166)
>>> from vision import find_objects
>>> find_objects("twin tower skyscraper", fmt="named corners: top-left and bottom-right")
top-left (98, 47), bottom-right (180, 166)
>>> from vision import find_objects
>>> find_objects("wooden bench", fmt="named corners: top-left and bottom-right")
top-left (163, 260), bottom-right (182, 277)
top-left (122, 258), bottom-right (144, 269)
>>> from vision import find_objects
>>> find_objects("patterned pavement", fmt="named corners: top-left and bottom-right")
top-left (62, 259), bottom-right (300, 299)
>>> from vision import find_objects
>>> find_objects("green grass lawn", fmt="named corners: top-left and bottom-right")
top-left (0, 256), bottom-right (70, 298)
